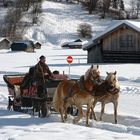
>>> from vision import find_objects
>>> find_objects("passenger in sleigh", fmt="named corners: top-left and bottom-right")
top-left (20, 66), bottom-right (37, 97)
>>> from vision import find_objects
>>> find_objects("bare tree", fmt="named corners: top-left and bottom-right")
top-left (136, 0), bottom-right (140, 17)
top-left (112, 0), bottom-right (118, 9)
top-left (89, 0), bottom-right (99, 14)
top-left (30, 0), bottom-right (43, 24)
top-left (15, 0), bottom-right (32, 11)
top-left (81, 0), bottom-right (99, 14)
top-left (1, 0), bottom-right (43, 39)
top-left (4, 8), bottom-right (23, 40)
top-left (77, 23), bottom-right (92, 38)
top-left (119, 0), bottom-right (125, 10)
top-left (127, 0), bottom-right (140, 18)
top-left (101, 0), bottom-right (111, 18)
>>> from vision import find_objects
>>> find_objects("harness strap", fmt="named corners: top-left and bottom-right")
top-left (64, 75), bottom-right (96, 103)
top-left (108, 88), bottom-right (120, 94)
top-left (63, 81), bottom-right (76, 103)
top-left (77, 75), bottom-right (85, 91)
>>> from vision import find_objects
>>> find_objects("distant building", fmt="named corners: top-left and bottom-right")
top-left (61, 39), bottom-right (87, 49)
top-left (11, 40), bottom-right (35, 52)
top-left (83, 20), bottom-right (140, 63)
top-left (34, 41), bottom-right (41, 49)
top-left (0, 38), bottom-right (11, 50)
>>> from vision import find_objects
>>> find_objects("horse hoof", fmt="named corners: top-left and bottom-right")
top-left (73, 120), bottom-right (76, 124)
top-left (61, 119), bottom-right (65, 123)
top-left (73, 119), bottom-right (78, 124)
top-left (64, 116), bottom-right (67, 120)
top-left (86, 124), bottom-right (90, 127)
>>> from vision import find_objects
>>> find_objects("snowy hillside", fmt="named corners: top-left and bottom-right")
top-left (24, 1), bottom-right (120, 45)
top-left (25, 1), bottom-right (140, 46)
top-left (0, 1), bottom-right (140, 140)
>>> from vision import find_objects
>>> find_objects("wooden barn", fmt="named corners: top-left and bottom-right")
top-left (34, 41), bottom-right (41, 49)
top-left (0, 38), bottom-right (11, 50)
top-left (83, 21), bottom-right (140, 63)
top-left (11, 40), bottom-right (35, 52)
top-left (61, 39), bottom-right (83, 49)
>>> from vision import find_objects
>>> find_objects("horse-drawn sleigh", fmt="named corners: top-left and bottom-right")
top-left (3, 65), bottom-right (120, 126)
top-left (3, 70), bottom-right (69, 117)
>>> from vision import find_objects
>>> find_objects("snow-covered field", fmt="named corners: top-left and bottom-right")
top-left (0, 47), bottom-right (140, 140)
top-left (0, 1), bottom-right (140, 140)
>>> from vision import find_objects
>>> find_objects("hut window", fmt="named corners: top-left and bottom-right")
top-left (120, 35), bottom-right (134, 48)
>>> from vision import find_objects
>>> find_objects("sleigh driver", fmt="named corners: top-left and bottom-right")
top-left (34, 55), bottom-right (54, 98)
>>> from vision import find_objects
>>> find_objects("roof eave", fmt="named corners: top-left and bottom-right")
top-left (83, 41), bottom-right (98, 50)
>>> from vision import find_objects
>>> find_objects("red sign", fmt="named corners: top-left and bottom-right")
top-left (67, 56), bottom-right (73, 64)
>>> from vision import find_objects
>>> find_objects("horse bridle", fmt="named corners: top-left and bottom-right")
top-left (90, 71), bottom-right (101, 85)
top-left (105, 79), bottom-right (120, 93)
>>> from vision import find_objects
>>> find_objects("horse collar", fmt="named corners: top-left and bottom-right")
top-left (108, 88), bottom-right (120, 94)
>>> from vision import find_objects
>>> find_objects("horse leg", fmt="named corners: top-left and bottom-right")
top-left (41, 101), bottom-right (49, 118)
top-left (59, 108), bottom-right (65, 123)
top-left (63, 102), bottom-right (69, 120)
top-left (90, 100), bottom-right (97, 121)
top-left (73, 104), bottom-right (83, 124)
top-left (86, 103), bottom-right (93, 127)
top-left (100, 102), bottom-right (105, 121)
top-left (113, 101), bottom-right (118, 124)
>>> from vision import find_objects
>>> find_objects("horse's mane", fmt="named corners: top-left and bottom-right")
top-left (84, 65), bottom-right (97, 81)
top-left (84, 67), bottom-right (91, 81)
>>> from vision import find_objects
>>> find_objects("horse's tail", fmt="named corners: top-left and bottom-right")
top-left (53, 82), bottom-right (63, 112)
top-left (53, 80), bottom-right (75, 113)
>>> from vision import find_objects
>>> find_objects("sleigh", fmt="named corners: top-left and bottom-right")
top-left (3, 72), bottom-right (68, 117)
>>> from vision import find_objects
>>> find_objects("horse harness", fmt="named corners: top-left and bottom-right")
top-left (63, 75), bottom-right (100, 102)
top-left (63, 75), bottom-right (120, 103)
top-left (94, 80), bottom-right (120, 97)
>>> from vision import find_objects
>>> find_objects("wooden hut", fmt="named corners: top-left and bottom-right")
top-left (11, 40), bottom-right (35, 52)
top-left (34, 41), bottom-right (41, 49)
top-left (61, 39), bottom-right (86, 49)
top-left (0, 38), bottom-right (11, 50)
top-left (83, 20), bottom-right (140, 63)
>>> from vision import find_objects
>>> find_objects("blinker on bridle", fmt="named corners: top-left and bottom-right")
top-left (90, 71), bottom-right (100, 84)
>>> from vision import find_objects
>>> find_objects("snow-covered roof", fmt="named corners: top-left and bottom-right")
top-left (34, 41), bottom-right (41, 45)
top-left (68, 42), bottom-right (82, 46)
top-left (0, 38), bottom-right (5, 42)
top-left (0, 37), bottom-right (11, 42)
top-left (61, 42), bottom-right (69, 46)
top-left (62, 40), bottom-right (88, 47)
top-left (83, 20), bottom-right (140, 50)
top-left (13, 40), bottom-right (33, 44)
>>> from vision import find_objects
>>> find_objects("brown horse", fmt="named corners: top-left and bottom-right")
top-left (89, 71), bottom-right (120, 125)
top-left (53, 65), bottom-right (101, 126)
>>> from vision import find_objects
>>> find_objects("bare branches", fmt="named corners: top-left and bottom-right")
top-left (1, 0), bottom-right (43, 40)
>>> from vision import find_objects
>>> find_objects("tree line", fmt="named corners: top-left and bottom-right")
top-left (53, 0), bottom-right (140, 19)
top-left (85, 0), bottom-right (140, 19)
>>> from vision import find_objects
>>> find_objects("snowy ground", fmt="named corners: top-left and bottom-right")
top-left (0, 47), bottom-right (140, 140)
top-left (0, 1), bottom-right (140, 140)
